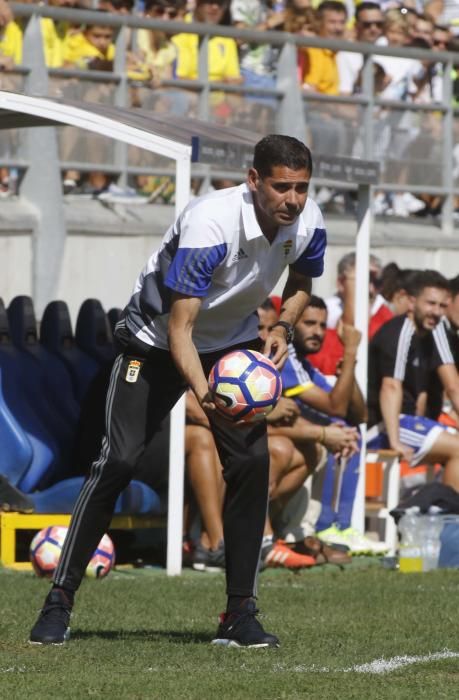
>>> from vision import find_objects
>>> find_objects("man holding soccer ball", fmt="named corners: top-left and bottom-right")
top-left (30, 134), bottom-right (327, 648)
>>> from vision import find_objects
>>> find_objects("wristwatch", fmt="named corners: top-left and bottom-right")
top-left (270, 321), bottom-right (294, 344)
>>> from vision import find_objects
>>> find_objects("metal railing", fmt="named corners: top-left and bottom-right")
top-left (5, 3), bottom-right (459, 231)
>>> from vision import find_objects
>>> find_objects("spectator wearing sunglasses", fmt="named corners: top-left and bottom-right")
top-left (337, 2), bottom-right (384, 96)
top-left (432, 23), bottom-right (452, 49)
top-left (136, 0), bottom-right (186, 84)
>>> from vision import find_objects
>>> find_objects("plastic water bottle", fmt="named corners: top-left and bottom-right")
top-left (398, 510), bottom-right (423, 573)
top-left (421, 514), bottom-right (444, 571)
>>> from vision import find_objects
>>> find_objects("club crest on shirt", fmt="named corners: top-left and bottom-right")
top-left (415, 422), bottom-right (427, 432)
top-left (283, 240), bottom-right (293, 256)
top-left (126, 359), bottom-right (142, 383)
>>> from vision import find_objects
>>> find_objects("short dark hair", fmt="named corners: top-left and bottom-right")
top-left (449, 275), bottom-right (459, 299)
top-left (306, 295), bottom-right (327, 311)
top-left (381, 263), bottom-right (417, 300)
top-left (110, 0), bottom-right (134, 9)
top-left (253, 135), bottom-right (313, 179)
top-left (407, 270), bottom-right (450, 297)
top-left (144, 0), bottom-right (186, 11)
top-left (355, 2), bottom-right (383, 21)
top-left (317, 0), bottom-right (347, 19)
top-left (259, 298), bottom-right (276, 312)
top-left (337, 251), bottom-right (382, 277)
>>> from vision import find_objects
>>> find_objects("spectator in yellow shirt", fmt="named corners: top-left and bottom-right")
top-left (13, 0), bottom-right (81, 69)
top-left (302, 0), bottom-right (347, 95)
top-left (0, 2), bottom-right (21, 195)
top-left (0, 13), bottom-right (21, 69)
top-left (63, 20), bottom-right (150, 80)
top-left (172, 0), bottom-right (242, 84)
top-left (63, 23), bottom-right (116, 70)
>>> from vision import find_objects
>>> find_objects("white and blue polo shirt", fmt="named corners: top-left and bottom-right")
top-left (124, 183), bottom-right (327, 353)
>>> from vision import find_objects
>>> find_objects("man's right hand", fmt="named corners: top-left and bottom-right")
top-left (186, 390), bottom-right (211, 427)
top-left (390, 441), bottom-right (414, 463)
top-left (337, 320), bottom-right (361, 353)
top-left (322, 424), bottom-right (359, 457)
top-left (198, 390), bottom-right (217, 415)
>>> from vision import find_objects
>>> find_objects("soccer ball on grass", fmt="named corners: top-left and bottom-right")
top-left (30, 526), bottom-right (115, 578)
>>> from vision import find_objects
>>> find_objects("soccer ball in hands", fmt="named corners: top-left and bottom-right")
top-left (85, 533), bottom-right (115, 578)
top-left (208, 349), bottom-right (282, 423)
top-left (30, 527), bottom-right (115, 578)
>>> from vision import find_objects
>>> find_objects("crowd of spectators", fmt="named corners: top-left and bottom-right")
top-left (1, 0), bottom-right (458, 214)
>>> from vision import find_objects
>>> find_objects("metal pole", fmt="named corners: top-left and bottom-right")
top-left (114, 25), bottom-right (129, 188)
top-left (441, 58), bottom-right (454, 236)
top-left (21, 14), bottom-right (67, 318)
top-left (361, 53), bottom-right (374, 160)
top-left (276, 40), bottom-right (306, 142)
top-left (166, 152), bottom-right (191, 576)
top-left (351, 182), bottom-right (371, 533)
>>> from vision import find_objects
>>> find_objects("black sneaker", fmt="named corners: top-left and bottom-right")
top-left (0, 476), bottom-right (34, 513)
top-left (192, 541), bottom-right (225, 572)
top-left (211, 600), bottom-right (279, 648)
top-left (29, 589), bottom-right (72, 645)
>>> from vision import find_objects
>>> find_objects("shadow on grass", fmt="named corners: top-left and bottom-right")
top-left (72, 629), bottom-right (211, 644)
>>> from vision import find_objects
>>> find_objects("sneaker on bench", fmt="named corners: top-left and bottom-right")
top-left (0, 476), bottom-right (34, 513)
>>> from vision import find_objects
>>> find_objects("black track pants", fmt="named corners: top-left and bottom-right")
top-left (54, 336), bottom-right (269, 598)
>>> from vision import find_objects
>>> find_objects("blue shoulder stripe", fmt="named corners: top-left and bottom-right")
top-left (292, 227), bottom-right (327, 278)
top-left (165, 244), bottom-right (228, 297)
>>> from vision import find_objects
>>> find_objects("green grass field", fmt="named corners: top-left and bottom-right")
top-left (1, 562), bottom-right (459, 699)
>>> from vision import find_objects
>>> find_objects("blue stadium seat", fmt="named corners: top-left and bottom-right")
top-left (8, 296), bottom-right (80, 427)
top-left (107, 307), bottom-right (122, 335)
top-left (7, 296), bottom-right (79, 478)
top-left (0, 357), bottom-right (34, 486)
top-left (75, 299), bottom-right (116, 365)
top-left (40, 300), bottom-right (100, 403)
top-left (30, 476), bottom-right (163, 515)
top-left (0, 299), bottom-right (59, 491)
top-left (0, 298), bottom-right (164, 516)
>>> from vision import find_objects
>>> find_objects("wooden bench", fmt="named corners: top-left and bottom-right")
top-left (0, 512), bottom-right (165, 570)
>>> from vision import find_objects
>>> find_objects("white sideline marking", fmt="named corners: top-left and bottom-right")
top-left (272, 650), bottom-right (459, 675)
top-left (346, 650), bottom-right (459, 674)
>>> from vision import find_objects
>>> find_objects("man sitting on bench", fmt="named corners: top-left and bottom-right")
top-left (367, 270), bottom-right (459, 493)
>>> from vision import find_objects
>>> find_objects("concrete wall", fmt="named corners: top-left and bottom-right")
top-left (1, 197), bottom-right (459, 324)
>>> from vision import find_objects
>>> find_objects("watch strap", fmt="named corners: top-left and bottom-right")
top-left (270, 321), bottom-right (294, 343)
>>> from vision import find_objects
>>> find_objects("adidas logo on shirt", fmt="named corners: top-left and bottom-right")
top-left (231, 247), bottom-right (249, 262)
